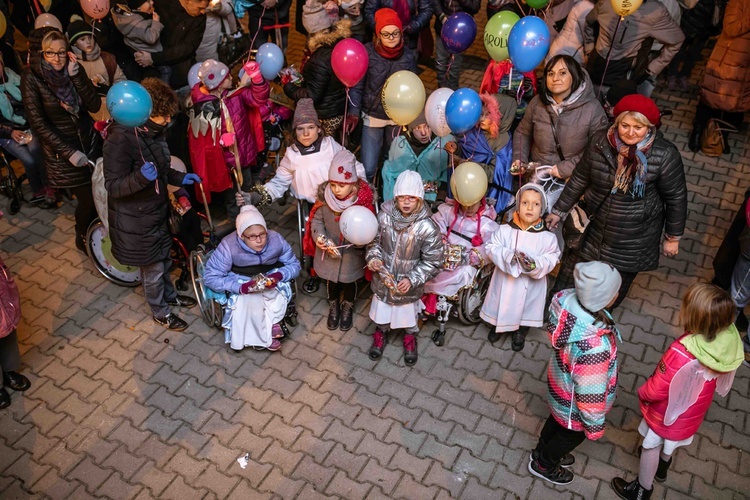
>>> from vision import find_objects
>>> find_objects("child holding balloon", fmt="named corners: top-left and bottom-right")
top-left (366, 170), bottom-right (444, 366)
top-left (306, 149), bottom-right (376, 331)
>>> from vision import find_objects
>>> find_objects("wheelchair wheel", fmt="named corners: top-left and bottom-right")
top-left (189, 246), bottom-right (222, 329)
top-left (86, 219), bottom-right (141, 287)
top-left (457, 266), bottom-right (493, 325)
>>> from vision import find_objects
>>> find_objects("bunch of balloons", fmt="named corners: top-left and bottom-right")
top-left (106, 81), bottom-right (153, 128)
top-left (381, 71), bottom-right (426, 127)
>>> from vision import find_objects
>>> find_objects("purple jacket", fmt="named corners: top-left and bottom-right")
top-left (191, 80), bottom-right (271, 170)
top-left (203, 231), bottom-right (301, 294)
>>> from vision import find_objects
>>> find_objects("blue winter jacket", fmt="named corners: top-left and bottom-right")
top-left (203, 230), bottom-right (301, 295)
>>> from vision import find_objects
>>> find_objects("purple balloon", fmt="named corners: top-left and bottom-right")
top-left (440, 13), bottom-right (477, 55)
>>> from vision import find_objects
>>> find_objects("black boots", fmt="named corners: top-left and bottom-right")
top-left (611, 477), bottom-right (653, 500)
top-left (339, 301), bottom-right (354, 331)
top-left (655, 457), bottom-right (671, 483)
top-left (688, 127), bottom-right (702, 152)
top-left (327, 299), bottom-right (340, 330)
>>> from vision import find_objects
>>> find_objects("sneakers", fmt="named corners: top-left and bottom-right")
top-left (403, 334), bottom-right (418, 366)
top-left (530, 450), bottom-right (575, 468)
top-left (528, 457), bottom-right (574, 485)
top-left (266, 339), bottom-right (282, 351)
top-left (339, 300), bottom-right (354, 331)
top-left (271, 323), bottom-right (286, 340)
top-left (75, 235), bottom-right (89, 256)
top-left (327, 299), bottom-right (340, 330)
top-left (153, 313), bottom-right (188, 331)
top-left (511, 329), bottom-right (527, 352)
top-left (611, 477), bottom-right (653, 500)
top-left (166, 295), bottom-right (197, 308)
top-left (488, 328), bottom-right (501, 344)
top-left (369, 328), bottom-right (387, 360)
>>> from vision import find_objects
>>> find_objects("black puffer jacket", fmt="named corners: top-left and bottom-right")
top-left (21, 28), bottom-right (102, 190)
top-left (554, 129), bottom-right (687, 273)
top-left (349, 43), bottom-right (417, 120)
top-left (681, 0), bottom-right (723, 38)
top-left (283, 20), bottom-right (351, 120)
top-left (103, 122), bottom-right (186, 266)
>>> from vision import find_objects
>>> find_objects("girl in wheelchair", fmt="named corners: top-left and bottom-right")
top-left (480, 183), bottom-right (561, 352)
top-left (203, 205), bottom-right (301, 352)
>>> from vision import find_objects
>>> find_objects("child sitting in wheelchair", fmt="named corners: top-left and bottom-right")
top-left (203, 205), bottom-right (301, 352)
top-left (480, 183), bottom-right (561, 352)
top-left (422, 164), bottom-right (500, 316)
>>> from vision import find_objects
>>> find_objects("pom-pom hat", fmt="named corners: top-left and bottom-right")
top-left (198, 59), bottom-right (230, 90)
top-left (302, 0), bottom-right (334, 34)
top-left (612, 94), bottom-right (661, 127)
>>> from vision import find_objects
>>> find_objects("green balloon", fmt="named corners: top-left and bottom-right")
top-left (483, 11), bottom-right (520, 62)
top-left (526, 0), bottom-right (550, 8)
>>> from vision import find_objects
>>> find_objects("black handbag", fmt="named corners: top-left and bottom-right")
top-left (217, 13), bottom-right (251, 68)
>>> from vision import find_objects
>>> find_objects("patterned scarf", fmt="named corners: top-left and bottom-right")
top-left (40, 61), bottom-right (81, 113)
top-left (607, 125), bottom-right (655, 198)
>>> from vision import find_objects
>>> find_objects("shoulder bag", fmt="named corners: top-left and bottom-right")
top-left (218, 13), bottom-right (252, 68)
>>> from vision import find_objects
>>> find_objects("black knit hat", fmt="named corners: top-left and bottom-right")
top-left (128, 0), bottom-right (150, 10)
top-left (66, 16), bottom-right (92, 45)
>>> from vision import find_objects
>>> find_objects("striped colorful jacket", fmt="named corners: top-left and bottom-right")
top-left (546, 289), bottom-right (620, 440)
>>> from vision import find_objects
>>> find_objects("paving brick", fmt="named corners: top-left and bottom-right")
top-left (292, 405), bottom-right (333, 438)
top-left (290, 383), bottom-right (332, 413)
top-left (291, 454), bottom-right (336, 491)
top-left (321, 395), bottom-right (365, 426)
top-left (258, 467), bottom-right (306, 498)
top-left (160, 474), bottom-right (207, 500)
top-left (417, 435), bottom-right (461, 469)
top-left (38, 441), bottom-right (84, 475)
top-left (95, 472), bottom-right (142, 500)
top-left (195, 436), bottom-right (238, 472)
top-left (134, 435), bottom-right (180, 468)
top-left (260, 441), bottom-right (304, 476)
top-left (384, 423), bottom-right (427, 454)
top-left (326, 470), bottom-right (371, 499)
top-left (165, 448), bottom-right (208, 484)
top-left (194, 464), bottom-right (240, 499)
top-left (322, 419), bottom-right (366, 453)
top-left (261, 393), bottom-right (304, 423)
top-left (29, 468), bottom-right (81, 499)
top-left (290, 430), bottom-right (335, 464)
top-left (324, 443), bottom-right (369, 479)
top-left (68, 456), bottom-right (113, 494)
top-left (423, 462), bottom-right (465, 497)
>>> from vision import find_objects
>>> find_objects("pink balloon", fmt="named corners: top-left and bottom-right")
top-left (80, 0), bottom-right (110, 20)
top-left (331, 38), bottom-right (369, 88)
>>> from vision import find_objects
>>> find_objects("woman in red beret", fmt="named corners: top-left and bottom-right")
top-left (545, 94), bottom-right (688, 308)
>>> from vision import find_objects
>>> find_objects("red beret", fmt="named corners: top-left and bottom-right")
top-left (613, 94), bottom-right (661, 127)
top-left (375, 8), bottom-right (402, 34)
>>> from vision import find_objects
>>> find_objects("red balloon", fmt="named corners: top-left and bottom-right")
top-left (331, 38), bottom-right (369, 88)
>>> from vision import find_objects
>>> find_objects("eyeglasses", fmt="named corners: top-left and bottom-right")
top-left (379, 30), bottom-right (401, 40)
top-left (243, 232), bottom-right (267, 242)
top-left (42, 50), bottom-right (67, 59)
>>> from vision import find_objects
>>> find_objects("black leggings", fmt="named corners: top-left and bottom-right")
top-left (326, 280), bottom-right (358, 302)
top-left (534, 415), bottom-right (587, 468)
top-left (69, 184), bottom-right (98, 241)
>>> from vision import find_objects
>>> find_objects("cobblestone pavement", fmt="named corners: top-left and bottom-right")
top-left (1, 6), bottom-right (749, 500)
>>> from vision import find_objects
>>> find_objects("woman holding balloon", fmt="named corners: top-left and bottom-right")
top-left (21, 27), bottom-right (102, 254)
top-left (349, 8), bottom-right (417, 181)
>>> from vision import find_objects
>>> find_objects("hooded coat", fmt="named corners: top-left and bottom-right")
top-left (103, 122), bottom-right (186, 266)
top-left (21, 28), bottom-right (102, 190)
top-left (553, 129), bottom-right (687, 273)
top-left (366, 199), bottom-right (444, 304)
top-left (546, 289), bottom-right (620, 440)
top-left (283, 20), bottom-right (351, 120)
top-left (699, 0), bottom-right (750, 113)
top-left (512, 71), bottom-right (608, 179)
top-left (638, 328), bottom-right (743, 440)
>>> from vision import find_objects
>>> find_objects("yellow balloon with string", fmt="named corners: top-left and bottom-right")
top-left (450, 162), bottom-right (488, 206)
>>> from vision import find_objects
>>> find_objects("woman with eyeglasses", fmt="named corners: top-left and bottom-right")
top-left (348, 8), bottom-right (417, 182)
top-left (21, 27), bottom-right (102, 253)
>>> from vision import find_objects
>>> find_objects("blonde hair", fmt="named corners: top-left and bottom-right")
top-left (41, 30), bottom-right (68, 51)
top-left (614, 111), bottom-right (654, 129)
top-left (678, 283), bottom-right (736, 341)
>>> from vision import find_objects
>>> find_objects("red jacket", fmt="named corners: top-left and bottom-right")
top-left (638, 336), bottom-right (717, 441)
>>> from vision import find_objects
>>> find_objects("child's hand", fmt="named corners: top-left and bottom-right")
top-left (468, 249), bottom-right (481, 267)
top-left (153, 11), bottom-right (160, 22)
top-left (516, 251), bottom-right (536, 272)
top-left (265, 272), bottom-right (283, 288)
top-left (368, 259), bottom-right (383, 271)
top-left (444, 141), bottom-right (457, 154)
top-left (239, 279), bottom-right (258, 294)
top-left (67, 52), bottom-right (79, 76)
top-left (243, 61), bottom-right (263, 84)
top-left (396, 278), bottom-right (411, 294)
top-left (315, 235), bottom-right (329, 250)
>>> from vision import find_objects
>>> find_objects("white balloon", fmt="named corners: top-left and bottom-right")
top-left (425, 88), bottom-right (454, 138)
top-left (35, 13), bottom-right (63, 31)
top-left (168, 156), bottom-right (187, 193)
top-left (339, 206), bottom-right (378, 246)
top-left (187, 62), bottom-right (202, 89)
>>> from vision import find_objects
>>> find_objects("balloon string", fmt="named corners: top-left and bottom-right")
top-left (134, 127), bottom-right (158, 194)
top-left (246, 6), bottom-right (268, 64)
top-left (342, 87), bottom-right (349, 147)
top-left (445, 54), bottom-right (454, 86)
top-left (597, 16), bottom-right (623, 102)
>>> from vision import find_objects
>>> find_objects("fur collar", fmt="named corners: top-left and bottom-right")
top-left (307, 19), bottom-right (352, 53)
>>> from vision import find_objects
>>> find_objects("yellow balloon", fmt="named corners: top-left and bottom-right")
top-left (610, 0), bottom-right (643, 17)
top-left (450, 162), bottom-right (487, 206)
top-left (0, 12), bottom-right (6, 40)
top-left (381, 70), bottom-right (426, 126)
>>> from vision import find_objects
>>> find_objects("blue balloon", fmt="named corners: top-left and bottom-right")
top-left (256, 42), bottom-right (284, 80)
top-left (187, 62), bottom-right (202, 88)
top-left (440, 13), bottom-right (477, 55)
top-left (106, 81), bottom-right (153, 127)
top-left (507, 16), bottom-right (550, 73)
top-left (445, 88), bottom-right (482, 134)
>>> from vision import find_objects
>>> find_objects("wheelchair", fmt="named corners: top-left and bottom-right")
top-left (0, 150), bottom-right (25, 215)
top-left (430, 263), bottom-right (495, 347)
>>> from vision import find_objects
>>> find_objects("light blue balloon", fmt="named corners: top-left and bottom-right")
top-left (256, 43), bottom-right (284, 80)
top-left (188, 62), bottom-right (202, 88)
top-left (106, 81), bottom-right (153, 128)
top-left (445, 88), bottom-right (482, 135)
top-left (508, 16), bottom-right (550, 73)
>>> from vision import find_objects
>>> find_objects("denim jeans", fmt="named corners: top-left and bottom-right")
top-left (731, 251), bottom-right (750, 342)
top-left (435, 34), bottom-right (462, 90)
top-left (0, 135), bottom-right (46, 193)
top-left (361, 124), bottom-right (399, 182)
top-left (140, 256), bottom-right (177, 318)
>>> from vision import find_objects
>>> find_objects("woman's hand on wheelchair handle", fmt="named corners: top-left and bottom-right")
top-left (545, 213), bottom-right (561, 230)
top-left (236, 190), bottom-right (260, 206)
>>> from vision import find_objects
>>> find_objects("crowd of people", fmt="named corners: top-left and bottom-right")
top-left (0, 0), bottom-right (748, 496)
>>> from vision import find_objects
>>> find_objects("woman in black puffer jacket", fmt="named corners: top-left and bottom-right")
top-left (546, 95), bottom-right (687, 309)
top-left (21, 27), bottom-right (102, 252)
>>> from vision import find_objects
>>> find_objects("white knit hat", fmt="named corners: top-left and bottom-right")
top-left (197, 59), bottom-right (230, 90)
top-left (393, 170), bottom-right (424, 199)
top-left (574, 261), bottom-right (622, 312)
top-left (236, 205), bottom-right (267, 237)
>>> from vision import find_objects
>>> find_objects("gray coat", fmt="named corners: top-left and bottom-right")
top-left (512, 72), bottom-right (608, 179)
top-left (195, 0), bottom-right (237, 63)
top-left (366, 200), bottom-right (444, 305)
top-left (112, 7), bottom-right (164, 52)
top-left (311, 201), bottom-right (367, 284)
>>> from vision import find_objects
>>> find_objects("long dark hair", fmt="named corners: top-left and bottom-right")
top-left (539, 54), bottom-right (585, 106)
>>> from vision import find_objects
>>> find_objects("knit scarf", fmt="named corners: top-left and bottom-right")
top-left (607, 125), bottom-right (655, 198)
top-left (324, 182), bottom-right (358, 213)
top-left (40, 61), bottom-right (81, 113)
top-left (72, 43), bottom-right (102, 62)
top-left (374, 39), bottom-right (403, 59)
top-left (548, 80), bottom-right (586, 116)
top-left (0, 69), bottom-right (25, 126)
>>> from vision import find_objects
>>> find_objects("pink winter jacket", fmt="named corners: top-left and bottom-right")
top-left (638, 336), bottom-right (716, 441)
